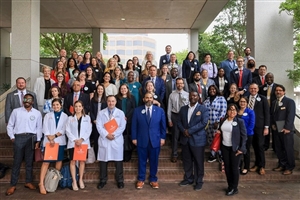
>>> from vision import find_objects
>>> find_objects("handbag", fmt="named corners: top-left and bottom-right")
top-left (86, 148), bottom-right (96, 164)
top-left (35, 148), bottom-right (44, 162)
top-left (124, 134), bottom-right (134, 151)
top-left (44, 167), bottom-right (62, 192)
top-left (210, 132), bottom-right (221, 152)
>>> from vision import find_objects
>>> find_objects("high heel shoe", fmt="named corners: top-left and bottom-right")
top-left (72, 182), bottom-right (79, 191)
top-left (79, 180), bottom-right (85, 189)
top-left (38, 184), bottom-right (47, 195)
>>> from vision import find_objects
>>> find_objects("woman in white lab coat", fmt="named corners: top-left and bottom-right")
top-left (66, 100), bottom-right (92, 191)
top-left (96, 95), bottom-right (126, 189)
top-left (38, 98), bottom-right (68, 194)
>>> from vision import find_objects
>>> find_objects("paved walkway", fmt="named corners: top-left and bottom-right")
top-left (1, 181), bottom-right (299, 199)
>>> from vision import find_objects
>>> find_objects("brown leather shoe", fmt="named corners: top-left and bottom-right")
top-left (24, 183), bottom-right (36, 190)
top-left (249, 166), bottom-right (258, 172)
top-left (6, 186), bottom-right (16, 196)
top-left (273, 166), bottom-right (284, 172)
top-left (171, 157), bottom-right (177, 163)
top-left (282, 170), bottom-right (293, 175)
top-left (136, 181), bottom-right (144, 189)
top-left (259, 167), bottom-right (266, 175)
top-left (150, 182), bottom-right (159, 189)
top-left (38, 184), bottom-right (47, 195)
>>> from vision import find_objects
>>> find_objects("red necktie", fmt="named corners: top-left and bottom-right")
top-left (238, 70), bottom-right (243, 88)
top-left (261, 76), bottom-right (265, 85)
top-left (197, 83), bottom-right (202, 94)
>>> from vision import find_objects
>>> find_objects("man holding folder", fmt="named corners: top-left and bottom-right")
top-left (96, 95), bottom-right (126, 189)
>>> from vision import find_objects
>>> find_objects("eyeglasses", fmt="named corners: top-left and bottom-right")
top-left (57, 76), bottom-right (64, 78)
top-left (23, 98), bottom-right (33, 103)
top-left (275, 89), bottom-right (284, 92)
top-left (229, 109), bottom-right (237, 112)
top-left (237, 60), bottom-right (243, 63)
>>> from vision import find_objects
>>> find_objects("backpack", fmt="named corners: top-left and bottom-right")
top-left (59, 164), bottom-right (79, 189)
top-left (44, 167), bottom-right (63, 192)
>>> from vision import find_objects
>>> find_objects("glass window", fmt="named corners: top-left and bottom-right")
top-left (126, 50), bottom-right (132, 55)
top-left (133, 50), bottom-right (142, 55)
top-left (117, 50), bottom-right (125, 55)
top-left (109, 41), bottom-right (115, 46)
top-left (143, 41), bottom-right (155, 48)
top-left (116, 40), bottom-right (125, 46)
top-left (133, 40), bottom-right (142, 46)
top-left (109, 50), bottom-right (115, 55)
top-left (126, 41), bottom-right (132, 46)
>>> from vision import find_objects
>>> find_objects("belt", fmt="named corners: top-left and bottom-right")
top-left (15, 133), bottom-right (35, 136)
top-left (171, 112), bottom-right (179, 115)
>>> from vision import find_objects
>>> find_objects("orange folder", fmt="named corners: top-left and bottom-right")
top-left (104, 118), bottom-right (119, 134)
top-left (69, 105), bottom-right (74, 114)
top-left (73, 144), bottom-right (88, 161)
top-left (44, 143), bottom-right (59, 160)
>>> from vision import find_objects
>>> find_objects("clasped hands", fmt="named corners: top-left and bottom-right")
top-left (106, 134), bottom-right (115, 140)
top-left (183, 129), bottom-right (190, 138)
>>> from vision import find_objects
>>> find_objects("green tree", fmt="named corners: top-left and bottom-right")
top-left (173, 49), bottom-right (188, 65)
top-left (212, 0), bottom-right (246, 56)
top-left (198, 33), bottom-right (229, 65)
top-left (40, 33), bottom-right (108, 57)
top-left (280, 0), bottom-right (300, 86)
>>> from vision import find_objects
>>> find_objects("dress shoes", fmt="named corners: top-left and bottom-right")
top-left (136, 181), bottom-right (144, 189)
top-left (117, 182), bottom-right (124, 189)
top-left (249, 166), bottom-right (259, 172)
top-left (282, 170), bottom-right (293, 175)
top-left (259, 167), bottom-right (266, 175)
top-left (273, 166), bottom-right (284, 172)
top-left (72, 182), bottom-right (78, 191)
top-left (194, 184), bottom-right (202, 191)
top-left (24, 183), bottom-right (36, 190)
top-left (179, 180), bottom-right (193, 186)
top-left (171, 157), bottom-right (177, 163)
top-left (6, 186), bottom-right (16, 196)
top-left (150, 182), bottom-right (159, 189)
top-left (38, 184), bottom-right (47, 195)
top-left (226, 189), bottom-right (238, 196)
top-left (97, 182), bottom-right (106, 189)
top-left (79, 180), bottom-right (85, 189)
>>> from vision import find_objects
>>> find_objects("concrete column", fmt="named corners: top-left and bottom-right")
top-left (0, 29), bottom-right (11, 89)
top-left (92, 28), bottom-right (102, 56)
top-left (246, 0), bottom-right (293, 96)
top-left (11, 0), bottom-right (40, 89)
top-left (189, 29), bottom-right (199, 58)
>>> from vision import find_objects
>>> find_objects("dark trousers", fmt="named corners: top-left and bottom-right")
top-left (273, 131), bottom-right (295, 171)
top-left (99, 161), bottom-right (123, 183)
top-left (11, 134), bottom-right (34, 186)
top-left (221, 145), bottom-right (241, 190)
top-left (91, 124), bottom-right (99, 159)
top-left (137, 143), bottom-right (160, 182)
top-left (171, 112), bottom-right (180, 157)
top-left (264, 128), bottom-right (275, 151)
top-left (181, 143), bottom-right (205, 185)
top-left (252, 127), bottom-right (265, 168)
top-left (241, 135), bottom-right (253, 170)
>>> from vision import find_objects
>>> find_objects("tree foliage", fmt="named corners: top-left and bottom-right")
top-left (40, 33), bottom-right (108, 57)
top-left (280, 0), bottom-right (300, 86)
top-left (173, 49), bottom-right (188, 65)
top-left (212, 0), bottom-right (247, 56)
top-left (198, 33), bottom-right (229, 66)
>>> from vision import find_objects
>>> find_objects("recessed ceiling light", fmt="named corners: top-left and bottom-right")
top-left (121, 18), bottom-right (125, 21)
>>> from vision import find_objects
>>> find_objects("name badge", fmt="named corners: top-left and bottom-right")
top-left (133, 85), bottom-right (137, 88)
top-left (243, 113), bottom-right (248, 116)
top-left (280, 107), bottom-right (286, 110)
top-left (191, 67), bottom-right (195, 71)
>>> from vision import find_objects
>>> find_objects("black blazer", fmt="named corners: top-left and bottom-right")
top-left (248, 94), bottom-right (270, 129)
top-left (258, 83), bottom-right (277, 107)
top-left (213, 76), bottom-right (229, 97)
top-left (63, 92), bottom-right (90, 116)
top-left (116, 96), bottom-right (136, 124)
top-left (90, 100), bottom-right (107, 122)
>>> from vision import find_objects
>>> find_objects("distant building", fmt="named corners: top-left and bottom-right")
top-left (102, 34), bottom-right (156, 64)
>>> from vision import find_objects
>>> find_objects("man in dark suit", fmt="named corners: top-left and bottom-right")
top-left (258, 72), bottom-right (278, 151)
top-left (177, 91), bottom-right (209, 191)
top-left (165, 68), bottom-right (189, 105)
top-left (63, 81), bottom-right (90, 116)
top-left (159, 45), bottom-right (176, 69)
top-left (143, 65), bottom-right (166, 100)
top-left (188, 72), bottom-right (204, 104)
top-left (271, 85), bottom-right (296, 175)
top-left (252, 65), bottom-right (267, 86)
top-left (219, 50), bottom-right (237, 82)
top-left (230, 56), bottom-right (252, 96)
top-left (131, 92), bottom-right (166, 189)
top-left (248, 83), bottom-right (270, 175)
top-left (5, 77), bottom-right (38, 123)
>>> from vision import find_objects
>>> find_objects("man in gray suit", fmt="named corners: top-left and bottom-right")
top-left (5, 77), bottom-right (38, 123)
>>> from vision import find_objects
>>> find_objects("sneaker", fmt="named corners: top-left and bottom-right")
top-left (179, 180), bottom-right (193, 186)
top-left (194, 184), bottom-right (202, 191)
top-left (207, 155), bottom-right (216, 163)
top-left (136, 181), bottom-right (144, 189)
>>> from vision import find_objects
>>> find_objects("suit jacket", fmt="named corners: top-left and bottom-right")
top-left (90, 100), bottom-right (108, 122)
top-left (63, 92), bottom-right (90, 116)
top-left (5, 89), bottom-right (38, 123)
top-left (177, 104), bottom-right (209, 147)
top-left (33, 76), bottom-right (55, 111)
top-left (143, 76), bottom-right (166, 101)
top-left (182, 59), bottom-right (200, 79)
top-left (116, 96), bottom-right (136, 124)
top-left (165, 78), bottom-right (189, 104)
top-left (159, 54), bottom-right (178, 69)
top-left (248, 94), bottom-right (270, 129)
top-left (131, 105), bottom-right (166, 148)
top-left (230, 68), bottom-right (252, 92)
top-left (219, 59), bottom-right (237, 82)
top-left (219, 117), bottom-right (247, 153)
top-left (213, 76), bottom-right (230, 97)
top-left (270, 96), bottom-right (295, 131)
top-left (252, 76), bottom-right (264, 86)
top-left (258, 83), bottom-right (277, 107)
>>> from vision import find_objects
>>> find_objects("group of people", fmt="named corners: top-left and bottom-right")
top-left (4, 45), bottom-right (296, 196)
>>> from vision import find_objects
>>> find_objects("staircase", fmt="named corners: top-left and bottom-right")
top-left (0, 132), bottom-right (299, 183)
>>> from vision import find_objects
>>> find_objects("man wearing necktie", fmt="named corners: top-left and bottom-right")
top-left (253, 65), bottom-right (267, 86)
top-left (167, 78), bottom-right (189, 163)
top-left (131, 92), bottom-right (166, 189)
top-left (270, 85), bottom-right (295, 175)
top-left (159, 45), bottom-right (177, 69)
